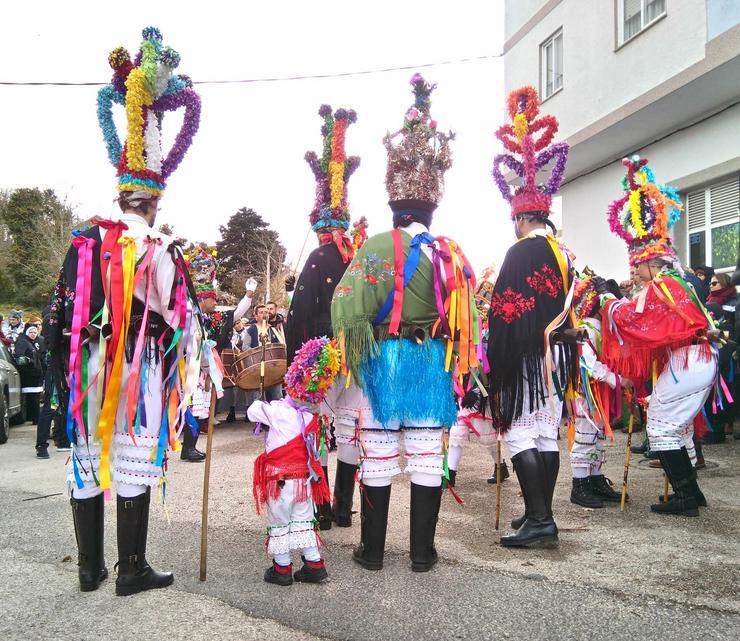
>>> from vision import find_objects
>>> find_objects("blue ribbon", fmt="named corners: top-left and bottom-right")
top-left (373, 232), bottom-right (435, 326)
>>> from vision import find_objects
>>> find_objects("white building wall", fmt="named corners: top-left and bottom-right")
top-left (504, 0), bottom-right (709, 138)
top-left (505, 0), bottom-right (550, 40)
top-left (560, 102), bottom-right (740, 281)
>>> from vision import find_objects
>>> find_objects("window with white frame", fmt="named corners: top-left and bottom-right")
top-left (540, 29), bottom-right (563, 99)
top-left (687, 175), bottom-right (740, 272)
top-left (619, 0), bottom-right (666, 44)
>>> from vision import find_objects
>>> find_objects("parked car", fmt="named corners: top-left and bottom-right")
top-left (0, 342), bottom-right (25, 443)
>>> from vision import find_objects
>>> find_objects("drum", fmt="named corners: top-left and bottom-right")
top-left (220, 348), bottom-right (238, 389)
top-left (233, 343), bottom-right (287, 391)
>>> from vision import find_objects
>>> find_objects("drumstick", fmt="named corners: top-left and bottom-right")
top-left (199, 385), bottom-right (218, 581)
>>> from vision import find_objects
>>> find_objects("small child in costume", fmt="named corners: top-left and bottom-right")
top-left (249, 336), bottom-right (339, 586)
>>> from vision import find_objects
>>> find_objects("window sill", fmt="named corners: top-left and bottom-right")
top-left (541, 85), bottom-right (564, 104)
top-left (615, 12), bottom-right (667, 52)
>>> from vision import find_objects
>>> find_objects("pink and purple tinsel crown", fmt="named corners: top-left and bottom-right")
top-left (492, 86), bottom-right (569, 218)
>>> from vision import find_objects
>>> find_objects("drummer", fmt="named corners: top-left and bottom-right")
top-left (246, 304), bottom-right (284, 402)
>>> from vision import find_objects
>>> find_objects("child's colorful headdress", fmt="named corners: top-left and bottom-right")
top-left (384, 73), bottom-right (453, 209)
top-left (305, 105), bottom-right (360, 232)
top-left (607, 155), bottom-right (682, 267)
top-left (98, 26), bottom-right (201, 197)
top-left (285, 337), bottom-right (341, 404)
top-left (572, 268), bottom-right (600, 321)
top-left (492, 86), bottom-right (569, 219)
top-left (186, 246), bottom-right (218, 301)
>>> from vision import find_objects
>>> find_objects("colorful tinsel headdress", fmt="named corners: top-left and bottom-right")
top-left (492, 86), bottom-right (569, 219)
top-left (572, 268), bottom-right (599, 321)
top-left (305, 105), bottom-right (360, 232)
top-left (98, 26), bottom-right (201, 197)
top-left (350, 216), bottom-right (369, 253)
top-left (384, 73), bottom-right (453, 209)
top-left (186, 246), bottom-right (218, 301)
top-left (607, 155), bottom-right (682, 267)
top-left (285, 336), bottom-right (341, 404)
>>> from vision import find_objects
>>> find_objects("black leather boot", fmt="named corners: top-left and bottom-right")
top-left (353, 484), bottom-right (391, 570)
top-left (590, 474), bottom-right (622, 502)
top-left (333, 460), bottom-right (357, 527)
top-left (71, 494), bottom-right (108, 591)
top-left (570, 477), bottom-right (604, 508)
top-left (181, 425), bottom-right (205, 462)
top-left (510, 455), bottom-right (529, 530)
top-left (487, 460), bottom-right (510, 484)
top-left (410, 483), bottom-right (442, 572)
top-left (500, 449), bottom-right (558, 547)
top-left (293, 556), bottom-right (329, 583)
top-left (541, 451), bottom-right (559, 521)
top-left (264, 560), bottom-right (293, 586)
top-left (115, 489), bottom-right (174, 596)
top-left (650, 449), bottom-right (700, 517)
top-left (316, 465), bottom-right (333, 531)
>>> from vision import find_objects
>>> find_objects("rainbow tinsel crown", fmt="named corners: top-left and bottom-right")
top-left (492, 86), bottom-right (569, 219)
top-left (97, 26), bottom-right (201, 197)
top-left (607, 155), bottom-right (682, 267)
top-left (285, 337), bottom-right (341, 404)
top-left (305, 105), bottom-right (360, 232)
top-left (383, 73), bottom-right (453, 208)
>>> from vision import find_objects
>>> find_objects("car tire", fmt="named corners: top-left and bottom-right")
top-left (0, 393), bottom-right (9, 444)
top-left (9, 395), bottom-right (25, 426)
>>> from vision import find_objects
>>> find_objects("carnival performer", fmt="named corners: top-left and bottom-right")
top-left (331, 74), bottom-right (479, 572)
top-left (489, 86), bottom-right (578, 548)
top-left (184, 246), bottom-right (222, 461)
top-left (598, 155), bottom-right (718, 517)
top-left (286, 105), bottom-right (362, 530)
top-left (568, 271), bottom-right (623, 508)
top-left (45, 27), bottom-right (203, 595)
top-left (249, 337), bottom-right (338, 586)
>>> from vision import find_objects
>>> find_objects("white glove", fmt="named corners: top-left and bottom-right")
top-left (245, 277), bottom-right (257, 294)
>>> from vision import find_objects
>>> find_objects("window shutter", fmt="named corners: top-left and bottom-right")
top-left (709, 177), bottom-right (739, 225)
top-left (687, 190), bottom-right (706, 231)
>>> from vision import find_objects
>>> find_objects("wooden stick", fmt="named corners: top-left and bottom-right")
top-left (620, 406), bottom-right (635, 512)
top-left (199, 385), bottom-right (218, 582)
top-left (663, 474), bottom-right (670, 503)
top-left (495, 431), bottom-right (502, 530)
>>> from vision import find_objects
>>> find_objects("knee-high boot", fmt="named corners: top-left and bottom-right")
top-left (115, 488), bottom-right (174, 596)
top-left (181, 424), bottom-right (205, 462)
top-left (409, 483), bottom-right (442, 572)
top-left (71, 494), bottom-right (108, 591)
top-left (333, 460), bottom-right (357, 527)
top-left (541, 450), bottom-right (560, 531)
top-left (316, 465), bottom-right (334, 531)
top-left (353, 484), bottom-right (391, 570)
top-left (500, 449), bottom-right (558, 547)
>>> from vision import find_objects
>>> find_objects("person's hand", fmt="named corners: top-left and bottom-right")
top-left (285, 275), bottom-right (296, 292)
top-left (245, 277), bottom-right (257, 295)
top-left (592, 276), bottom-right (609, 295)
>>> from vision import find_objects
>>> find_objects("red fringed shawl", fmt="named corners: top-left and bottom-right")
top-left (601, 274), bottom-right (711, 382)
top-left (252, 415), bottom-right (331, 515)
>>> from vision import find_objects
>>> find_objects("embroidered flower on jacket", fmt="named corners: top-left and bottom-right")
top-left (526, 264), bottom-right (562, 298)
top-left (489, 288), bottom-right (535, 324)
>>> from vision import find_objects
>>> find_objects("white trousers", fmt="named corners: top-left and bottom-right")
top-left (505, 400), bottom-right (562, 457)
top-left (448, 412), bottom-right (500, 471)
top-left (647, 346), bottom-right (716, 465)
top-left (570, 416), bottom-right (605, 478)
top-left (70, 345), bottom-right (166, 500)
top-left (266, 479), bottom-right (321, 560)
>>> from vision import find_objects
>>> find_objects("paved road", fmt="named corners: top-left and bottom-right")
top-left (1, 420), bottom-right (738, 641)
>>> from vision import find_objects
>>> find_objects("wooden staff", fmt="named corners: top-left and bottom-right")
top-left (495, 430), bottom-right (502, 530)
top-left (663, 474), bottom-right (670, 503)
top-left (620, 397), bottom-right (635, 512)
top-left (199, 384), bottom-right (218, 582)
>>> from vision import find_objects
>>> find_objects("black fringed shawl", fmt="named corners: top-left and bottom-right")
top-left (486, 234), bottom-right (577, 430)
top-left (285, 243), bottom-right (349, 364)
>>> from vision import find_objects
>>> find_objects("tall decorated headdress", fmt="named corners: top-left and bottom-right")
top-left (492, 86), bottom-right (569, 219)
top-left (305, 105), bottom-right (360, 232)
top-left (384, 73), bottom-right (453, 211)
top-left (186, 246), bottom-right (218, 301)
top-left (350, 216), bottom-right (369, 253)
top-left (284, 337), bottom-right (341, 404)
top-left (572, 267), bottom-right (599, 321)
top-left (607, 155), bottom-right (682, 267)
top-left (98, 27), bottom-right (201, 197)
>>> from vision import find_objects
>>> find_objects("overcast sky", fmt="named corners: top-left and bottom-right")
top-left (0, 1), bottom-right (514, 278)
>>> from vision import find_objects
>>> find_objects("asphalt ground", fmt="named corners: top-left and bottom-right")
top-left (1, 418), bottom-right (738, 641)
